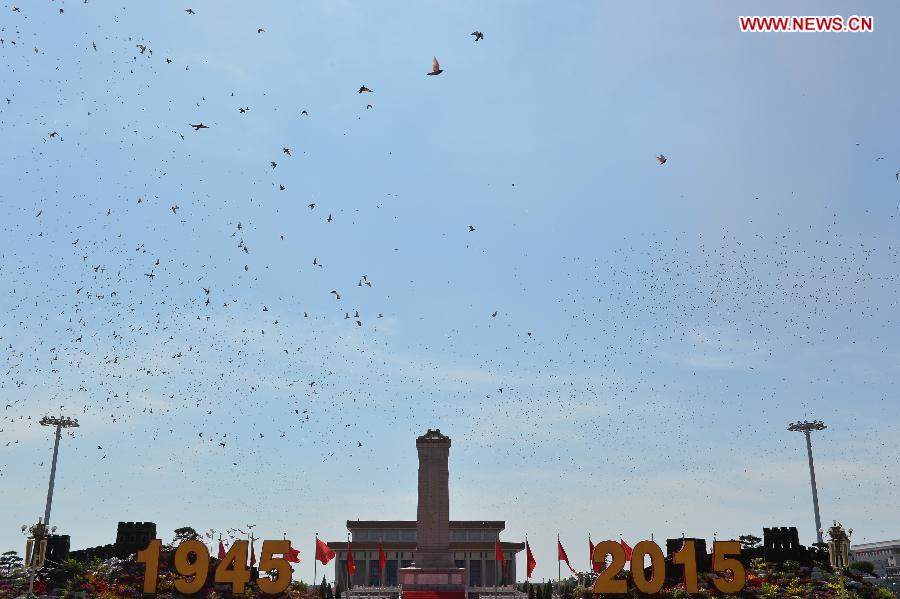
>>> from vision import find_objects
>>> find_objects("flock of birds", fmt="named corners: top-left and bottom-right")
top-left (0, 1), bottom-right (899, 556)
top-left (0, 5), bottom-right (543, 491)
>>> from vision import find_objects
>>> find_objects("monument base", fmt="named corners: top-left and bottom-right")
top-left (399, 567), bottom-right (467, 592)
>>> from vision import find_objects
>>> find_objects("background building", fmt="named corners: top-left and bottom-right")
top-left (330, 520), bottom-right (523, 589)
top-left (850, 539), bottom-right (900, 578)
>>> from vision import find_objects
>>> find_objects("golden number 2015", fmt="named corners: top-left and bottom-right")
top-left (592, 539), bottom-right (746, 595)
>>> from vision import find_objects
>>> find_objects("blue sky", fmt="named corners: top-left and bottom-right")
top-left (1, 0), bottom-right (899, 583)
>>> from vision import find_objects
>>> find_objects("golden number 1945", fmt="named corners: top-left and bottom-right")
top-left (137, 538), bottom-right (293, 595)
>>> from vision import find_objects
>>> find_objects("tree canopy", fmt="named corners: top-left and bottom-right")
top-left (172, 527), bottom-right (201, 545)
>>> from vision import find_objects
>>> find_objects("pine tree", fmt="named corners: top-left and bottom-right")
top-left (335, 581), bottom-right (343, 599)
top-left (528, 583), bottom-right (536, 599)
top-left (327, 582), bottom-right (335, 599)
top-left (320, 575), bottom-right (328, 599)
top-left (0, 551), bottom-right (23, 577)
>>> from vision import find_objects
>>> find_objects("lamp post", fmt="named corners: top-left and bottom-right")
top-left (39, 415), bottom-right (79, 526)
top-left (788, 420), bottom-right (826, 544)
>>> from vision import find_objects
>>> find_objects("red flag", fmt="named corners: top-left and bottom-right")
top-left (619, 538), bottom-right (633, 562)
top-left (347, 540), bottom-right (356, 576)
top-left (589, 536), bottom-right (598, 574)
top-left (218, 541), bottom-right (226, 561)
top-left (379, 543), bottom-right (387, 572)
top-left (495, 539), bottom-right (507, 574)
top-left (558, 539), bottom-right (577, 574)
top-left (526, 541), bottom-right (537, 578)
top-left (286, 545), bottom-right (301, 563)
top-left (316, 537), bottom-right (336, 565)
top-left (250, 540), bottom-right (257, 566)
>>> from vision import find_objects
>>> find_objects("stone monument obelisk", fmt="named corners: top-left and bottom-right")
top-left (415, 429), bottom-right (455, 568)
top-left (400, 429), bottom-right (467, 593)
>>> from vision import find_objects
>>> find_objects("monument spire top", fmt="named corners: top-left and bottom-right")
top-left (417, 428), bottom-right (451, 445)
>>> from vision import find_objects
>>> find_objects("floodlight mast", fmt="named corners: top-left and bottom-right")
top-left (788, 420), bottom-right (827, 544)
top-left (39, 415), bottom-right (79, 526)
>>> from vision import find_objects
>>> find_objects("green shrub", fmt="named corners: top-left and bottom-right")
top-left (874, 587), bottom-right (894, 599)
top-left (759, 582), bottom-right (781, 599)
top-left (849, 561), bottom-right (875, 576)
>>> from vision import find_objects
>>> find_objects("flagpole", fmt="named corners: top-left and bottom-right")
top-left (315, 533), bottom-right (318, 589)
top-left (618, 534), bottom-right (622, 572)
top-left (347, 531), bottom-right (352, 591)
top-left (585, 533), bottom-right (590, 589)
top-left (525, 534), bottom-right (529, 586)
top-left (585, 533), bottom-right (588, 588)
top-left (494, 555), bottom-right (497, 595)
top-left (557, 533), bottom-right (560, 595)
